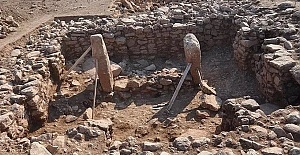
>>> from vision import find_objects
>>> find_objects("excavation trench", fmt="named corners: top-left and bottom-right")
top-left (27, 14), bottom-right (300, 133)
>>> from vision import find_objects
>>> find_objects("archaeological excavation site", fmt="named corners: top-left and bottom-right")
top-left (1, 0), bottom-right (300, 154)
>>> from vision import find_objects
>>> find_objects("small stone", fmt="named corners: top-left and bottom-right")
top-left (110, 140), bottom-right (122, 150)
top-left (272, 126), bottom-right (286, 138)
top-left (111, 62), bottom-right (122, 77)
top-left (278, 1), bottom-right (294, 9)
top-left (159, 78), bottom-right (172, 86)
top-left (53, 136), bottom-right (65, 148)
top-left (200, 94), bottom-right (222, 111)
top-left (114, 79), bottom-right (129, 91)
top-left (191, 137), bottom-right (210, 148)
top-left (283, 124), bottom-right (300, 141)
top-left (83, 108), bottom-right (93, 120)
top-left (160, 152), bottom-right (170, 155)
top-left (289, 147), bottom-right (300, 155)
top-left (286, 111), bottom-right (300, 124)
top-left (173, 137), bottom-right (191, 151)
top-left (11, 49), bottom-right (21, 57)
top-left (284, 41), bottom-right (293, 50)
top-left (0, 112), bottom-right (14, 131)
top-left (261, 147), bottom-right (283, 155)
top-left (195, 110), bottom-right (210, 119)
top-left (71, 80), bottom-right (80, 86)
top-left (30, 142), bottom-right (52, 155)
top-left (241, 99), bottom-right (260, 111)
top-left (65, 115), bottom-right (77, 123)
top-left (127, 79), bottom-right (141, 88)
top-left (26, 51), bottom-right (40, 58)
top-left (246, 149), bottom-right (260, 155)
top-left (142, 142), bottom-right (162, 152)
top-left (46, 145), bottom-right (58, 154)
top-left (20, 86), bottom-right (38, 97)
top-left (198, 151), bottom-right (213, 155)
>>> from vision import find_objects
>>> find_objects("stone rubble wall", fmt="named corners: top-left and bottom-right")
top-left (62, 16), bottom-right (237, 60)
top-left (233, 23), bottom-right (300, 104)
top-left (5, 25), bottom-right (66, 131)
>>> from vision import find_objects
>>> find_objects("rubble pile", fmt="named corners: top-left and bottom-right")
top-left (0, 16), bottom-right (19, 39)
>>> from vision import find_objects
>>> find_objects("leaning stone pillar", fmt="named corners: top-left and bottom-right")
top-left (183, 33), bottom-right (202, 84)
top-left (90, 34), bottom-right (114, 92)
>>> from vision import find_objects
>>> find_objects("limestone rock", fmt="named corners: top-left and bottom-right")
top-left (198, 151), bottom-right (213, 155)
top-left (11, 49), bottom-right (21, 57)
top-left (85, 118), bottom-right (113, 131)
top-left (286, 111), bottom-right (300, 124)
top-left (30, 142), bottom-right (52, 155)
top-left (261, 147), bottom-right (283, 155)
top-left (278, 1), bottom-right (294, 9)
top-left (191, 137), bottom-right (210, 148)
top-left (111, 62), bottom-right (122, 77)
top-left (289, 147), bottom-right (300, 155)
top-left (200, 94), bottom-right (222, 111)
top-left (195, 110), bottom-right (210, 119)
top-left (142, 142), bottom-right (162, 152)
top-left (241, 99), bottom-right (260, 111)
top-left (173, 137), bottom-right (191, 151)
top-left (283, 124), bottom-right (300, 140)
top-left (290, 65), bottom-right (300, 85)
top-left (65, 115), bottom-right (77, 123)
top-left (270, 56), bottom-right (296, 71)
top-left (83, 108), bottom-right (93, 120)
top-left (159, 78), bottom-right (172, 86)
top-left (114, 79), bottom-right (129, 91)
top-left (0, 112), bottom-right (14, 131)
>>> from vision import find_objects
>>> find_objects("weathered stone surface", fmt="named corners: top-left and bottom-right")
top-left (114, 79), bottom-right (129, 91)
top-left (142, 142), bottom-right (162, 152)
top-left (91, 34), bottom-right (114, 92)
top-left (241, 99), bottom-right (260, 111)
top-left (290, 65), bottom-right (300, 85)
top-left (200, 94), bottom-right (222, 111)
top-left (289, 147), bottom-right (300, 155)
top-left (85, 118), bottom-right (113, 131)
top-left (183, 33), bottom-right (201, 84)
top-left (286, 111), bottom-right (300, 124)
top-left (0, 112), bottom-right (14, 131)
top-left (173, 137), bottom-right (191, 151)
top-left (269, 56), bottom-right (296, 70)
top-left (191, 137), bottom-right (210, 148)
top-left (111, 61), bottom-right (122, 77)
top-left (65, 115), bottom-right (77, 123)
top-left (197, 151), bottom-right (213, 155)
top-left (83, 108), bottom-right (93, 120)
top-left (29, 142), bottom-right (52, 155)
top-left (261, 147), bottom-right (283, 155)
top-left (11, 49), bottom-right (21, 57)
top-left (283, 124), bottom-right (300, 135)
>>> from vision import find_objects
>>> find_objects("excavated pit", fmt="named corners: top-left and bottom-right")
top-left (2, 1), bottom-right (300, 154)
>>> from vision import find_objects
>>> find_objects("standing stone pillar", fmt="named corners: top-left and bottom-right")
top-left (183, 33), bottom-right (202, 85)
top-left (90, 34), bottom-right (114, 92)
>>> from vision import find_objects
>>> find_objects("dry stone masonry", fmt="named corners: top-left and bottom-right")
top-left (0, 0), bottom-right (300, 154)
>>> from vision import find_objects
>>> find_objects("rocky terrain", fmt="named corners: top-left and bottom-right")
top-left (0, 0), bottom-right (300, 155)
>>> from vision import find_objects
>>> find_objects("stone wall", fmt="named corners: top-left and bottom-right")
top-left (62, 15), bottom-right (237, 60)
top-left (58, 0), bottom-right (300, 104)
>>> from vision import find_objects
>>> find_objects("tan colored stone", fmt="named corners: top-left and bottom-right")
top-left (90, 34), bottom-right (114, 92)
top-left (200, 94), bottom-right (222, 111)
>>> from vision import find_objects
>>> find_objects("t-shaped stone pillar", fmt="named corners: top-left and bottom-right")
top-left (183, 33), bottom-right (202, 85)
top-left (90, 34), bottom-right (114, 92)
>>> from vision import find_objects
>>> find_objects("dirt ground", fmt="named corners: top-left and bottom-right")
top-left (0, 0), bottom-right (300, 155)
